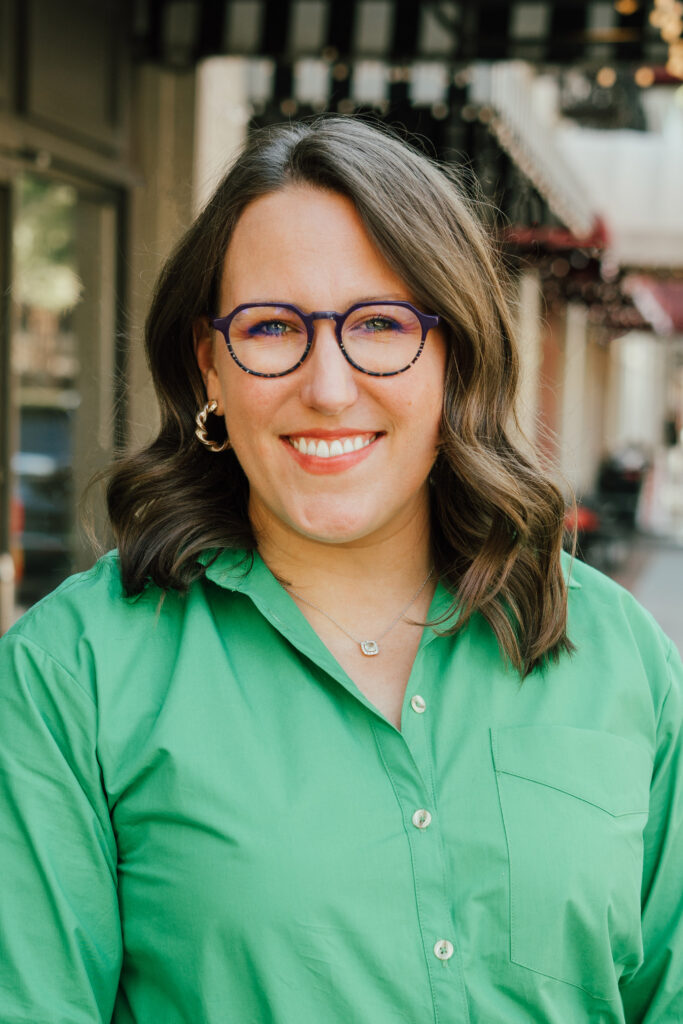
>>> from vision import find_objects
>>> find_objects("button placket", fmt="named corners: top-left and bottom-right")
top-left (372, 658), bottom-right (467, 1020)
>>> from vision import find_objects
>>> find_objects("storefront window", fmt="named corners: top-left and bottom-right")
top-left (9, 173), bottom-right (118, 609)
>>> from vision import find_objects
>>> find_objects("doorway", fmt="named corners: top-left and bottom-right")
top-left (1, 168), bottom-right (123, 622)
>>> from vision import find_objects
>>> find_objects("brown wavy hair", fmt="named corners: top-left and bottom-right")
top-left (107, 115), bottom-right (572, 675)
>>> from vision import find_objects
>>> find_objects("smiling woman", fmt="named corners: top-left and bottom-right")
top-left (110, 117), bottom-right (571, 676)
top-left (1, 117), bottom-right (682, 1024)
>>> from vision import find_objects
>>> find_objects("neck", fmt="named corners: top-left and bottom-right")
top-left (251, 501), bottom-right (434, 601)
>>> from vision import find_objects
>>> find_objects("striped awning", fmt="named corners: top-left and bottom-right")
top-left (135, 1), bottom-right (668, 69)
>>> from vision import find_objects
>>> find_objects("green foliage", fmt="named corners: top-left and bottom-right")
top-left (13, 175), bottom-right (82, 312)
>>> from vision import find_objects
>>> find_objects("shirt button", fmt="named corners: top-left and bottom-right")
top-left (412, 808), bottom-right (432, 829)
top-left (434, 939), bottom-right (454, 961)
top-left (410, 694), bottom-right (426, 713)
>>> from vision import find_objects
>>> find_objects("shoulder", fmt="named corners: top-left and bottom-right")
top-left (563, 550), bottom-right (670, 651)
top-left (6, 551), bottom-right (145, 642)
top-left (561, 551), bottom-right (680, 713)
top-left (1, 552), bottom-right (186, 697)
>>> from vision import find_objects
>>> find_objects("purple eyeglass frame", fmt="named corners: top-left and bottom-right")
top-left (210, 300), bottom-right (440, 378)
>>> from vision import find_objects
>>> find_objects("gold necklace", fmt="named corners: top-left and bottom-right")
top-left (287, 567), bottom-right (434, 656)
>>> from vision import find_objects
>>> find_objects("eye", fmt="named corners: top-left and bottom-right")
top-left (362, 315), bottom-right (401, 332)
top-left (350, 315), bottom-right (404, 335)
top-left (248, 319), bottom-right (294, 338)
top-left (344, 305), bottom-right (417, 337)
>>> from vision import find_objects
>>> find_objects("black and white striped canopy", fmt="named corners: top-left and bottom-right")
top-left (135, 1), bottom-right (668, 68)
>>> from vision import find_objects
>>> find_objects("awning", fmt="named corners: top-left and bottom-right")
top-left (501, 220), bottom-right (609, 251)
top-left (135, 1), bottom-right (668, 69)
top-left (468, 61), bottom-right (597, 237)
top-left (623, 276), bottom-right (683, 335)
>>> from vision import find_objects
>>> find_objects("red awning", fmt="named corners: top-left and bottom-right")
top-left (622, 276), bottom-right (683, 335)
top-left (502, 218), bottom-right (609, 252)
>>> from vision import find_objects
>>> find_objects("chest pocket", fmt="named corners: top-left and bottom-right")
top-left (491, 725), bottom-right (651, 1001)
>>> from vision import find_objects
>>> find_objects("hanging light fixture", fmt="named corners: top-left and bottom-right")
top-left (650, 0), bottom-right (683, 78)
top-left (634, 65), bottom-right (656, 85)
top-left (667, 41), bottom-right (683, 78)
top-left (614, 0), bottom-right (639, 14)
top-left (596, 66), bottom-right (617, 87)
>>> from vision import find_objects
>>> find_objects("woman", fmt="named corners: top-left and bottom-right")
top-left (1, 117), bottom-right (681, 1023)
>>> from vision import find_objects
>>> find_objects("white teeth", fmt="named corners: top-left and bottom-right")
top-left (289, 434), bottom-right (376, 458)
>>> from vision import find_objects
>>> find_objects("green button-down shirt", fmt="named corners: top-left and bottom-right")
top-left (1, 548), bottom-right (682, 1023)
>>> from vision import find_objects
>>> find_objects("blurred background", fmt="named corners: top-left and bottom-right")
top-left (0, 0), bottom-right (681, 651)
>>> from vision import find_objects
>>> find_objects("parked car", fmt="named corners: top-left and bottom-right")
top-left (596, 445), bottom-right (649, 531)
top-left (564, 447), bottom-right (650, 574)
top-left (564, 497), bottom-right (630, 573)
top-left (11, 404), bottom-right (74, 605)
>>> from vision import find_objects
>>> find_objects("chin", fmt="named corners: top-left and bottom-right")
top-left (292, 520), bottom-right (375, 545)
top-left (289, 506), bottom-right (382, 545)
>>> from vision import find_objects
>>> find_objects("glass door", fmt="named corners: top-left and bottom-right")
top-left (0, 180), bottom-right (13, 632)
top-left (7, 171), bottom-right (122, 616)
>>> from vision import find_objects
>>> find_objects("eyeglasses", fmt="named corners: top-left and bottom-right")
top-left (210, 301), bottom-right (440, 378)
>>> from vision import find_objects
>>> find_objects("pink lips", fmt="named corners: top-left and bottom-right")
top-left (281, 430), bottom-right (383, 475)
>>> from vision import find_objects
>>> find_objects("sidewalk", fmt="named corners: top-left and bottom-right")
top-left (604, 443), bottom-right (683, 656)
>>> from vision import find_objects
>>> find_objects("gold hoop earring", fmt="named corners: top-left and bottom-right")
top-left (195, 400), bottom-right (231, 453)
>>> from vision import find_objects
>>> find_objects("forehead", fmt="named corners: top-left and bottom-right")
top-left (228, 185), bottom-right (363, 247)
top-left (219, 186), bottom-right (413, 307)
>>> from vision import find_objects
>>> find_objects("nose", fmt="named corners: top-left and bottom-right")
top-left (298, 318), bottom-right (359, 415)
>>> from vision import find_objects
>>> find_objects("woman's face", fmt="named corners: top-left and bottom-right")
top-left (195, 185), bottom-right (446, 548)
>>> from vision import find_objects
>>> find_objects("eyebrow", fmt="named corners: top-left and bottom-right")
top-left (240, 295), bottom-right (413, 307)
top-left (352, 295), bottom-right (412, 304)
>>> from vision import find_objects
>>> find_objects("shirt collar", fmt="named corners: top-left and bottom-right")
top-left (202, 545), bottom-right (580, 614)
top-left (200, 547), bottom-right (260, 592)
top-left (202, 547), bottom-right (359, 686)
top-left (201, 546), bottom-right (459, 664)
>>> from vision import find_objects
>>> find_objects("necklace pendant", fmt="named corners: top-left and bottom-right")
top-left (360, 640), bottom-right (380, 656)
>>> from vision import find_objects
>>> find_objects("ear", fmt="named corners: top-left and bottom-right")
top-left (193, 317), bottom-right (224, 414)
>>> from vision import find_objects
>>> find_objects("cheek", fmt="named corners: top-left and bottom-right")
top-left (220, 373), bottom-right (283, 459)
top-left (219, 360), bottom-right (252, 419)
top-left (409, 366), bottom-right (445, 442)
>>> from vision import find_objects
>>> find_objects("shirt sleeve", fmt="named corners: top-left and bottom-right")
top-left (0, 633), bottom-right (121, 1024)
top-left (620, 639), bottom-right (683, 1023)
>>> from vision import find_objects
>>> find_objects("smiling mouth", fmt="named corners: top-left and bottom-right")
top-left (286, 433), bottom-right (379, 458)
